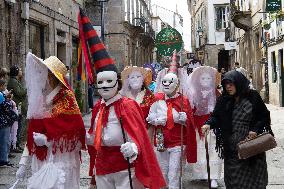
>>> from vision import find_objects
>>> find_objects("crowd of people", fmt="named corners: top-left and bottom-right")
top-left (0, 66), bottom-right (27, 167)
top-left (1, 10), bottom-right (273, 189)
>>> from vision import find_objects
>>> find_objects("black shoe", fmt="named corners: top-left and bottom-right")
top-left (8, 154), bottom-right (16, 158)
top-left (0, 162), bottom-right (14, 167)
top-left (11, 147), bottom-right (23, 153)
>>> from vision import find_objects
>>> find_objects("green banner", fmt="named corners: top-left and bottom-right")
top-left (266, 0), bottom-right (282, 12)
top-left (155, 27), bottom-right (183, 56)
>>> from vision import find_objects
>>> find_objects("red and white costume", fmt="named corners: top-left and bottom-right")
top-left (79, 10), bottom-right (166, 189)
top-left (147, 51), bottom-right (197, 189)
top-left (186, 66), bottom-right (222, 184)
top-left (16, 53), bottom-right (86, 189)
top-left (121, 66), bottom-right (156, 144)
top-left (147, 93), bottom-right (197, 188)
top-left (87, 94), bottom-right (166, 189)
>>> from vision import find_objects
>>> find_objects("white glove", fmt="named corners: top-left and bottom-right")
top-left (33, 132), bottom-right (48, 147)
top-left (146, 114), bottom-right (156, 125)
top-left (16, 165), bottom-right (26, 181)
top-left (178, 112), bottom-right (187, 125)
top-left (155, 118), bottom-right (167, 126)
top-left (86, 133), bottom-right (94, 146)
top-left (120, 142), bottom-right (138, 163)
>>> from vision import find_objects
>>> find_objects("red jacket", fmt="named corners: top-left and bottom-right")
top-left (155, 93), bottom-right (197, 163)
top-left (88, 97), bottom-right (166, 189)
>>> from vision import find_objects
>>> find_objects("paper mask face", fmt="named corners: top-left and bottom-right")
top-left (200, 72), bottom-right (213, 88)
top-left (128, 71), bottom-right (144, 90)
top-left (96, 71), bottom-right (118, 100)
top-left (162, 73), bottom-right (178, 95)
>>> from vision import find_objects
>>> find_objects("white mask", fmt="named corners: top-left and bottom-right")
top-left (200, 73), bottom-right (213, 88)
top-left (128, 71), bottom-right (144, 91)
top-left (162, 73), bottom-right (178, 95)
top-left (96, 71), bottom-right (118, 100)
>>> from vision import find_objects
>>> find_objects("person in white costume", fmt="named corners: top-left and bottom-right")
top-left (146, 51), bottom-right (197, 189)
top-left (121, 66), bottom-right (156, 144)
top-left (186, 66), bottom-right (223, 188)
top-left (15, 53), bottom-right (86, 189)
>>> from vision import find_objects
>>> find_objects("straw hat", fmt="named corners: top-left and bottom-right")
top-left (121, 66), bottom-right (152, 87)
top-left (43, 56), bottom-right (68, 88)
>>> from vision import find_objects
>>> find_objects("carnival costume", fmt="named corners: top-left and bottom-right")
top-left (146, 51), bottom-right (197, 189)
top-left (16, 53), bottom-right (86, 189)
top-left (78, 9), bottom-right (166, 189)
top-left (186, 66), bottom-right (222, 187)
top-left (121, 66), bottom-right (156, 143)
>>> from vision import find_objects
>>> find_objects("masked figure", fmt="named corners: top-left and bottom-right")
top-left (146, 51), bottom-right (197, 189)
top-left (121, 66), bottom-right (156, 143)
top-left (186, 66), bottom-right (222, 188)
top-left (16, 53), bottom-right (86, 189)
top-left (79, 9), bottom-right (166, 189)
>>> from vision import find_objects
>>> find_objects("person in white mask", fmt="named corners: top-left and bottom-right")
top-left (121, 66), bottom-right (156, 143)
top-left (146, 51), bottom-right (197, 189)
top-left (80, 10), bottom-right (166, 189)
top-left (186, 66), bottom-right (222, 188)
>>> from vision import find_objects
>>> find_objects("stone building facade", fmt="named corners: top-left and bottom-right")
top-left (229, 0), bottom-right (266, 94)
top-left (188, 0), bottom-right (230, 70)
top-left (0, 0), bottom-right (83, 86)
top-left (0, 0), bottom-right (89, 111)
top-left (85, 0), bottom-right (154, 72)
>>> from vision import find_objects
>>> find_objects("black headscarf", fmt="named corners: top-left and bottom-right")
top-left (221, 70), bottom-right (250, 97)
top-left (9, 66), bottom-right (19, 77)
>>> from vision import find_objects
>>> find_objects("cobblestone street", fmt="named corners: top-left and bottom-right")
top-left (0, 104), bottom-right (284, 189)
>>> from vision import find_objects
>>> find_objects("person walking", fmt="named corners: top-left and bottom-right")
top-left (146, 51), bottom-right (197, 189)
top-left (79, 9), bottom-right (166, 189)
top-left (202, 70), bottom-right (274, 189)
top-left (15, 53), bottom-right (86, 189)
top-left (186, 66), bottom-right (222, 188)
top-left (0, 79), bottom-right (18, 167)
top-left (7, 66), bottom-right (27, 152)
top-left (121, 66), bottom-right (156, 144)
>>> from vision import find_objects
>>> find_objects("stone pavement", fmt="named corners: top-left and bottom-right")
top-left (1, 104), bottom-right (284, 189)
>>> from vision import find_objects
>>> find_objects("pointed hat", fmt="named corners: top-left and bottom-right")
top-left (78, 8), bottom-right (117, 74)
top-left (168, 50), bottom-right (178, 75)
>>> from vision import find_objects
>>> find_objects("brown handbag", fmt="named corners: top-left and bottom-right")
top-left (237, 132), bottom-right (277, 159)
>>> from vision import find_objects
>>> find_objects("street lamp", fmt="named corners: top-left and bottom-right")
top-left (196, 27), bottom-right (203, 47)
top-left (96, 0), bottom-right (109, 42)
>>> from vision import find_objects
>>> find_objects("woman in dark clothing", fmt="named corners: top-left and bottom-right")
top-left (202, 70), bottom-right (273, 189)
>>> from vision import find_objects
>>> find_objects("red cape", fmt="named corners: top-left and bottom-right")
top-left (155, 93), bottom-right (197, 163)
top-left (88, 97), bottom-right (166, 189)
top-left (27, 87), bottom-right (86, 160)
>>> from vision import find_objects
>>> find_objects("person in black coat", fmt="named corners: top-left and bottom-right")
top-left (202, 70), bottom-right (273, 189)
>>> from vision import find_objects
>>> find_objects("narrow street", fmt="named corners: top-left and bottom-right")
top-left (0, 104), bottom-right (283, 189)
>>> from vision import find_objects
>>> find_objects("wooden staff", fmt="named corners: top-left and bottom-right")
top-left (120, 117), bottom-right (133, 189)
top-left (179, 90), bottom-right (184, 189)
top-left (205, 131), bottom-right (212, 189)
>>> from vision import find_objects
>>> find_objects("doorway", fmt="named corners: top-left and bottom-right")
top-left (218, 50), bottom-right (229, 71)
top-left (279, 49), bottom-right (284, 106)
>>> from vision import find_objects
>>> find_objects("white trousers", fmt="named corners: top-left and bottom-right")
top-left (95, 169), bottom-right (144, 189)
top-left (155, 146), bottom-right (184, 189)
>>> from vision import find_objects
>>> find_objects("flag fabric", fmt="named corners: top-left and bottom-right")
top-left (78, 8), bottom-right (117, 74)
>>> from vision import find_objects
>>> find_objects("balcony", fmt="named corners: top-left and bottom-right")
top-left (231, 4), bottom-right (252, 31)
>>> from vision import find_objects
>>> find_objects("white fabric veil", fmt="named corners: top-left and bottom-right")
top-left (120, 71), bottom-right (145, 97)
top-left (186, 66), bottom-right (217, 116)
top-left (25, 52), bottom-right (51, 119)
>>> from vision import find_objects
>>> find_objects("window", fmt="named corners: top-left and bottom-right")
top-left (272, 51), bottom-right (277, 83)
top-left (29, 22), bottom-right (45, 59)
top-left (215, 5), bottom-right (229, 30)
